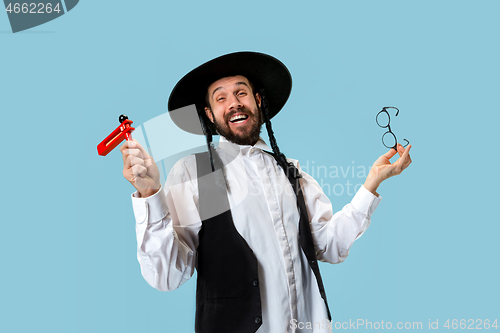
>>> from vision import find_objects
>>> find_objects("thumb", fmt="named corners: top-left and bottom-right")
top-left (382, 147), bottom-right (398, 160)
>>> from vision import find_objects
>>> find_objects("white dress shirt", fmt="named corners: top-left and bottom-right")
top-left (131, 137), bottom-right (382, 333)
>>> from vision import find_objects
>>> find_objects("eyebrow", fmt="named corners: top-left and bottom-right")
top-left (211, 82), bottom-right (250, 99)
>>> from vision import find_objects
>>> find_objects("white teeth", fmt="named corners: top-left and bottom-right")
top-left (230, 114), bottom-right (248, 123)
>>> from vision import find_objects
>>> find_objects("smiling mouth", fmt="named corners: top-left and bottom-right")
top-left (229, 114), bottom-right (249, 123)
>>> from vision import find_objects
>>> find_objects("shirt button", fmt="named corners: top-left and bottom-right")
top-left (250, 148), bottom-right (255, 154)
top-left (253, 279), bottom-right (259, 287)
top-left (255, 317), bottom-right (262, 324)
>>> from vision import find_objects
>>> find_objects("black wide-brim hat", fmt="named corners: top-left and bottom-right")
top-left (168, 51), bottom-right (292, 135)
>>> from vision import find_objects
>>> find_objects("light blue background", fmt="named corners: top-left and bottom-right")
top-left (1, 1), bottom-right (499, 332)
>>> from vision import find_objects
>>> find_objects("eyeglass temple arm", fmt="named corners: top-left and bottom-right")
top-left (383, 106), bottom-right (400, 116)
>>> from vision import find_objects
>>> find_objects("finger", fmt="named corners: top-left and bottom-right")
top-left (119, 139), bottom-right (137, 153)
top-left (121, 140), bottom-right (140, 163)
top-left (128, 140), bottom-right (153, 161)
top-left (124, 153), bottom-right (145, 170)
top-left (144, 157), bottom-right (155, 169)
top-left (402, 145), bottom-right (412, 169)
top-left (123, 154), bottom-right (132, 169)
top-left (121, 142), bottom-right (146, 164)
top-left (397, 144), bottom-right (405, 157)
top-left (122, 167), bottom-right (134, 183)
top-left (124, 148), bottom-right (144, 161)
top-left (401, 144), bottom-right (411, 161)
top-left (120, 140), bottom-right (131, 163)
top-left (397, 145), bottom-right (412, 170)
top-left (130, 155), bottom-right (145, 168)
top-left (382, 148), bottom-right (398, 160)
top-left (119, 140), bottom-right (129, 153)
top-left (131, 164), bottom-right (148, 178)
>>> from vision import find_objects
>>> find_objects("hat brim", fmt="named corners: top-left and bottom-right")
top-left (168, 51), bottom-right (292, 135)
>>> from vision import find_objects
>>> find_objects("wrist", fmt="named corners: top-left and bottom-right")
top-left (139, 188), bottom-right (160, 198)
top-left (364, 174), bottom-right (381, 197)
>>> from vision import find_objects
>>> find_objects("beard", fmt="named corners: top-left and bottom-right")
top-left (212, 105), bottom-right (264, 146)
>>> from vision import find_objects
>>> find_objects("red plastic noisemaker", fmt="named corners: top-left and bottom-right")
top-left (97, 114), bottom-right (135, 156)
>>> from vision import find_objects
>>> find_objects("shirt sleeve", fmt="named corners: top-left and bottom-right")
top-left (131, 155), bottom-right (202, 291)
top-left (296, 162), bottom-right (382, 264)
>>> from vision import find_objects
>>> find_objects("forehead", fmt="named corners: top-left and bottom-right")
top-left (207, 75), bottom-right (251, 94)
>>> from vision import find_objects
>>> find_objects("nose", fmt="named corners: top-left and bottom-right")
top-left (228, 94), bottom-right (243, 110)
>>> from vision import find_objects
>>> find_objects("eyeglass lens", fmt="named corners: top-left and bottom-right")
top-left (376, 107), bottom-right (409, 150)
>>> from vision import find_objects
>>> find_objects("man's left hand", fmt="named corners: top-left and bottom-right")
top-left (364, 144), bottom-right (412, 196)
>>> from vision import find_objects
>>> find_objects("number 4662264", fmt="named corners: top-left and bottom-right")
top-left (5, 3), bottom-right (62, 14)
top-left (444, 319), bottom-right (498, 330)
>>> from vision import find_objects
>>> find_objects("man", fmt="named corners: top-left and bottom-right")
top-left (120, 52), bottom-right (412, 333)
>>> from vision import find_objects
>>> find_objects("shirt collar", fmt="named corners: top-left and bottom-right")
top-left (219, 136), bottom-right (272, 155)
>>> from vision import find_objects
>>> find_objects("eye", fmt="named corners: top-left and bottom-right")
top-left (237, 91), bottom-right (247, 96)
top-left (216, 96), bottom-right (226, 102)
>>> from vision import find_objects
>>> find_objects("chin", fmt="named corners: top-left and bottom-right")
top-left (214, 118), bottom-right (262, 146)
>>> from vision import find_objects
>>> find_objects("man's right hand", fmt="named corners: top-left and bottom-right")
top-left (120, 139), bottom-right (161, 198)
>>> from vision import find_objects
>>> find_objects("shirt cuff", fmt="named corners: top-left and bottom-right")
top-left (131, 186), bottom-right (169, 224)
top-left (351, 185), bottom-right (382, 217)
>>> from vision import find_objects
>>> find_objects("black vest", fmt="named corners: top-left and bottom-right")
top-left (194, 150), bottom-right (331, 333)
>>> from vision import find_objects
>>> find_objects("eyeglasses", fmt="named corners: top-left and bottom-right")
top-left (376, 106), bottom-right (409, 150)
